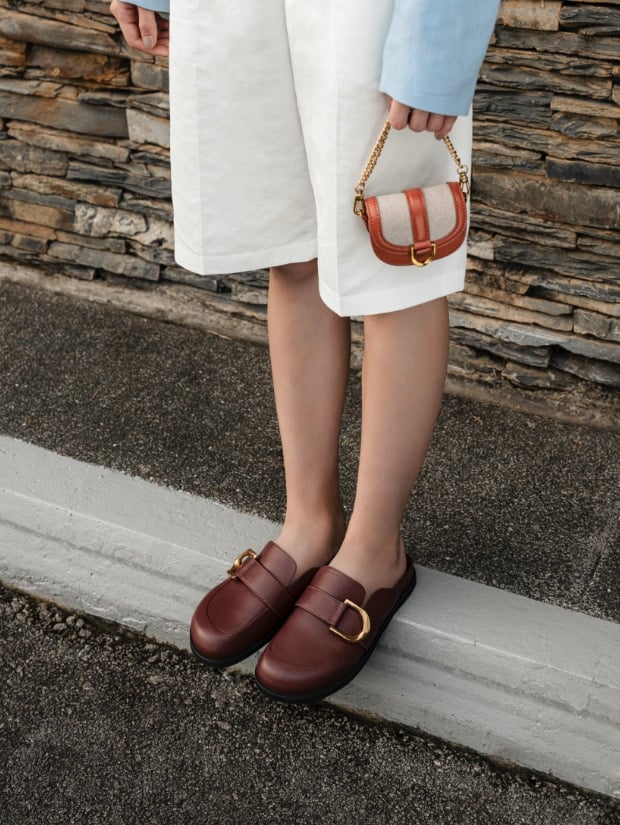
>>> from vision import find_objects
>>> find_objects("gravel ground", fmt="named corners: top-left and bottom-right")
top-left (1, 583), bottom-right (618, 825)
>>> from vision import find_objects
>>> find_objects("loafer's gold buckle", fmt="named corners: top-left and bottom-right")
top-left (227, 549), bottom-right (257, 579)
top-left (329, 599), bottom-right (371, 643)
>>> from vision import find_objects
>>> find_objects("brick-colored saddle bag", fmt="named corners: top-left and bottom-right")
top-left (353, 121), bottom-right (470, 267)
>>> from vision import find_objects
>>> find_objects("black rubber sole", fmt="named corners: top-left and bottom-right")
top-left (254, 567), bottom-right (417, 705)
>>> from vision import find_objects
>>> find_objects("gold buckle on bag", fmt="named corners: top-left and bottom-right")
top-left (410, 242), bottom-right (437, 267)
top-left (227, 549), bottom-right (257, 579)
top-left (329, 599), bottom-right (371, 643)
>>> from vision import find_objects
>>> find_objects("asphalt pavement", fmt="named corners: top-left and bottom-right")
top-left (0, 278), bottom-right (619, 824)
top-left (0, 280), bottom-right (618, 621)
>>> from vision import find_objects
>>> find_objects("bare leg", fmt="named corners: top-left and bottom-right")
top-left (330, 297), bottom-right (450, 599)
top-left (268, 260), bottom-right (351, 574)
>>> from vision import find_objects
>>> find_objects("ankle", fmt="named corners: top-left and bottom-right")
top-left (275, 510), bottom-right (346, 576)
top-left (329, 533), bottom-right (407, 601)
top-left (338, 529), bottom-right (405, 566)
top-left (283, 501), bottom-right (346, 540)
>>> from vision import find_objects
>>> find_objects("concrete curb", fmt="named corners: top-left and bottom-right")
top-left (1, 434), bottom-right (618, 799)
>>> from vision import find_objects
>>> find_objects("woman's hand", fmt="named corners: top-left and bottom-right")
top-left (109, 1), bottom-right (170, 56)
top-left (387, 98), bottom-right (457, 140)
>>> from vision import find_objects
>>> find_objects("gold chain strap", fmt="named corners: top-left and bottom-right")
top-left (353, 120), bottom-right (471, 219)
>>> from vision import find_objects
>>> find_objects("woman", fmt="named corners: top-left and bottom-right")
top-left (111, 0), bottom-right (500, 704)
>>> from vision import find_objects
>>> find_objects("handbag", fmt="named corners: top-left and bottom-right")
top-left (353, 121), bottom-right (471, 267)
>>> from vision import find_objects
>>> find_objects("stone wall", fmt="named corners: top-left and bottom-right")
top-left (0, 0), bottom-right (618, 425)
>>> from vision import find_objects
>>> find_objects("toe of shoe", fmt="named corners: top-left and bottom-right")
top-left (255, 646), bottom-right (317, 700)
top-left (190, 584), bottom-right (281, 665)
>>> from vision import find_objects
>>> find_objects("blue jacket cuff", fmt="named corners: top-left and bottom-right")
top-left (121, 0), bottom-right (170, 12)
top-left (379, 0), bottom-right (500, 116)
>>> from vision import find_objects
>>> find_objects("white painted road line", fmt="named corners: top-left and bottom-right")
top-left (1, 435), bottom-right (618, 799)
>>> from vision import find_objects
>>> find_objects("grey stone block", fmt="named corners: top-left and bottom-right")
top-left (126, 109), bottom-right (170, 149)
top-left (0, 139), bottom-right (67, 175)
top-left (73, 202), bottom-right (147, 237)
top-left (0, 89), bottom-right (128, 138)
top-left (47, 242), bottom-right (159, 281)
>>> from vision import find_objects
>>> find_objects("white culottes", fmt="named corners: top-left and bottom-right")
top-left (168, 0), bottom-right (472, 317)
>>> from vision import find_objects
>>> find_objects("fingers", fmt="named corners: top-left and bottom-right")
top-left (432, 115), bottom-right (457, 141)
top-left (408, 110), bottom-right (457, 140)
top-left (387, 97), bottom-right (457, 140)
top-left (387, 98), bottom-right (412, 130)
top-left (110, 0), bottom-right (140, 46)
top-left (137, 6), bottom-right (160, 51)
top-left (109, 1), bottom-right (169, 56)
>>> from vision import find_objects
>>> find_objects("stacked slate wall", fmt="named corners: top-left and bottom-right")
top-left (463, 0), bottom-right (620, 402)
top-left (0, 0), bottom-right (618, 423)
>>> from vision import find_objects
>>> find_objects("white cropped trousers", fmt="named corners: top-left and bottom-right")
top-left (168, 0), bottom-right (472, 317)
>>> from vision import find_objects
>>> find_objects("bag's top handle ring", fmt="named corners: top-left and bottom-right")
top-left (353, 120), bottom-right (470, 219)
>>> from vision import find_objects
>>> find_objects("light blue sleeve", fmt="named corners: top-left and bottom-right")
top-left (120, 0), bottom-right (170, 12)
top-left (379, 0), bottom-right (500, 116)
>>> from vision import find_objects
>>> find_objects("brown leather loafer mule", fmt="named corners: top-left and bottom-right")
top-left (190, 541), bottom-right (318, 668)
top-left (254, 556), bottom-right (416, 703)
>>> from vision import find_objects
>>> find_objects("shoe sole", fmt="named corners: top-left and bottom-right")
top-left (189, 621), bottom-right (283, 669)
top-left (254, 567), bottom-right (417, 704)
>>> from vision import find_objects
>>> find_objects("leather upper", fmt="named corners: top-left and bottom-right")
top-left (190, 541), bottom-right (316, 665)
top-left (255, 558), bottom-right (416, 700)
